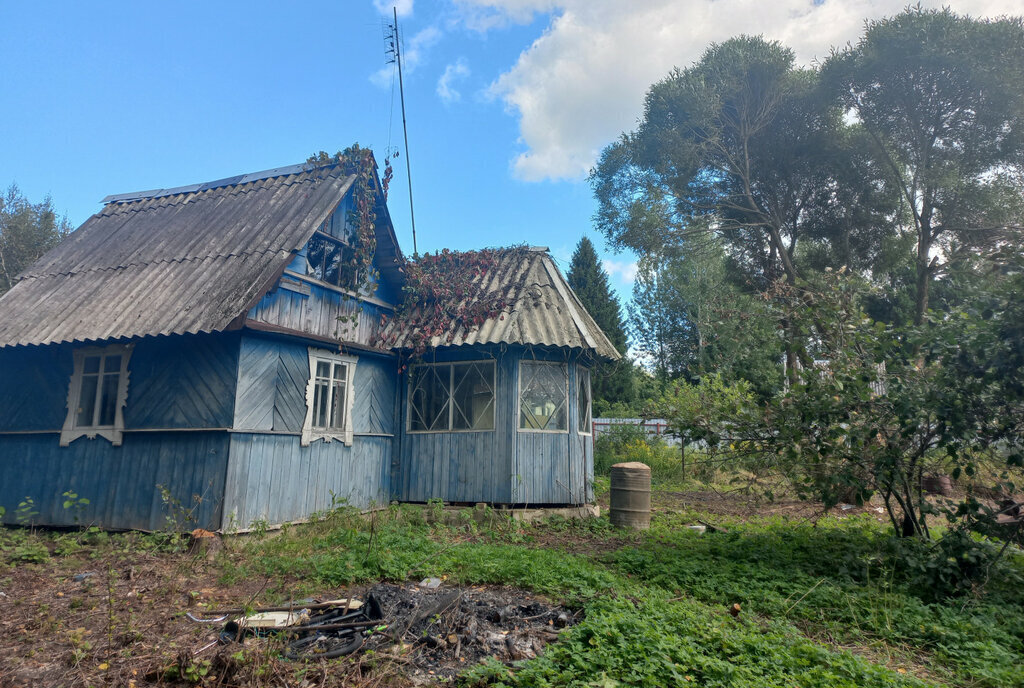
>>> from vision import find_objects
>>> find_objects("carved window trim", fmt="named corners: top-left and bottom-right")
top-left (301, 348), bottom-right (357, 447)
top-left (61, 343), bottom-right (133, 447)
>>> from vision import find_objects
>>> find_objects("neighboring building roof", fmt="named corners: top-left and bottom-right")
top-left (383, 247), bottom-right (621, 360)
top-left (0, 163), bottom-right (404, 348)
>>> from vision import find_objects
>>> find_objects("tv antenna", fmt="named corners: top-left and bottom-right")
top-left (384, 7), bottom-right (418, 256)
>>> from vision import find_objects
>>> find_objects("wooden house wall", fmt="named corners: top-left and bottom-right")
top-left (0, 335), bottom-right (237, 529)
top-left (247, 247), bottom-right (395, 349)
top-left (511, 350), bottom-right (592, 506)
top-left (395, 348), bottom-right (517, 504)
top-left (222, 334), bottom-right (395, 527)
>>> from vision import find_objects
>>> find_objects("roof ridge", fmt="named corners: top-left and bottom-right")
top-left (100, 173), bottom-right (318, 212)
top-left (100, 162), bottom-right (322, 204)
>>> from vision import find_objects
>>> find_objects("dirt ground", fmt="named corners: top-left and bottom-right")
top-left (0, 545), bottom-right (576, 688)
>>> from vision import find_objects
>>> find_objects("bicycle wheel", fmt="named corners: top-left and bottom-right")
top-left (283, 631), bottom-right (363, 660)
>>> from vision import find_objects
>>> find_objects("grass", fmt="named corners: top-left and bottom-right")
top-left (4, 493), bottom-right (1023, 687)
top-left (211, 499), bottom-right (1024, 687)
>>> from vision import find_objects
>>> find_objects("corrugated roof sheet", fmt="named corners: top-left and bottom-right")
top-left (0, 166), bottom-right (363, 347)
top-left (384, 247), bottom-right (621, 360)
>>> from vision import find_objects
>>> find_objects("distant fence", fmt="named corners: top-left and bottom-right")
top-left (591, 418), bottom-right (682, 447)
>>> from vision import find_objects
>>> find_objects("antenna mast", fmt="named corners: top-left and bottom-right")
top-left (386, 7), bottom-right (418, 256)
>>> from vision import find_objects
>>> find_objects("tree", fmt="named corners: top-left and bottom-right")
top-left (591, 36), bottom-right (885, 378)
top-left (592, 36), bottom-right (852, 287)
top-left (566, 236), bottom-right (634, 409)
top-left (630, 239), bottom-right (782, 397)
top-left (0, 184), bottom-right (71, 295)
top-left (824, 7), bottom-right (1024, 325)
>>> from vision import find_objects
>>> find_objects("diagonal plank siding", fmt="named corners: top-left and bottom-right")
top-left (0, 344), bottom-right (72, 432)
top-left (127, 333), bottom-right (239, 429)
top-left (233, 335), bottom-right (396, 434)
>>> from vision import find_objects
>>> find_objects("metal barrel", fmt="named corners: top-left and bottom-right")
top-left (609, 461), bottom-right (651, 530)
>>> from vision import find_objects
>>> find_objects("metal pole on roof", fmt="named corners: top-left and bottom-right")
top-left (394, 7), bottom-right (418, 256)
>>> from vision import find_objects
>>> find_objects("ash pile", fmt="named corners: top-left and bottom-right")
top-left (365, 582), bottom-right (575, 682)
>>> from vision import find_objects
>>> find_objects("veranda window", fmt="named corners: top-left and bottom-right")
top-left (577, 367), bottom-right (592, 434)
top-left (409, 361), bottom-right (495, 432)
top-left (519, 361), bottom-right (568, 431)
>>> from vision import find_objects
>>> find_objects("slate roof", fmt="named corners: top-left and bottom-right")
top-left (0, 162), bottom-right (619, 360)
top-left (383, 247), bottom-right (621, 360)
top-left (0, 163), bottom-right (404, 348)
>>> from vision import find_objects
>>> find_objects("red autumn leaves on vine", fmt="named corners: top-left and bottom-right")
top-left (375, 246), bottom-right (530, 360)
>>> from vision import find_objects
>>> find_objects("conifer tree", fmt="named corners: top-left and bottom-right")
top-left (567, 236), bottom-right (634, 410)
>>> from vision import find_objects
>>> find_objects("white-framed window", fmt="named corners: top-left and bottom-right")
top-left (577, 366), bottom-right (592, 435)
top-left (301, 348), bottom-right (357, 446)
top-left (408, 361), bottom-right (496, 432)
top-left (519, 361), bottom-right (568, 432)
top-left (61, 343), bottom-right (133, 446)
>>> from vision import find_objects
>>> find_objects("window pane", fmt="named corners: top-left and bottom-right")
top-left (307, 235), bottom-right (328, 281)
top-left (519, 363), bottom-right (567, 430)
top-left (76, 375), bottom-right (98, 426)
top-left (316, 360), bottom-right (331, 378)
top-left (452, 363), bottom-right (495, 430)
top-left (83, 356), bottom-right (101, 374)
top-left (333, 362), bottom-right (347, 383)
top-left (322, 238), bottom-right (343, 286)
top-left (98, 373), bottom-right (119, 425)
top-left (313, 379), bottom-right (330, 428)
top-left (330, 378), bottom-right (347, 429)
top-left (578, 369), bottom-right (592, 433)
top-left (103, 355), bottom-right (121, 373)
top-left (409, 364), bottom-right (451, 431)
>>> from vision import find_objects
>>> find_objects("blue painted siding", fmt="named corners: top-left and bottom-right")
top-left (224, 334), bottom-right (396, 526)
top-left (0, 344), bottom-right (71, 432)
top-left (0, 334), bottom-right (237, 529)
top-left (247, 276), bottom-right (392, 348)
top-left (396, 349), bottom-right (518, 504)
top-left (0, 334), bottom-right (239, 433)
top-left (233, 335), bottom-right (396, 435)
top-left (512, 352), bottom-right (592, 505)
top-left (0, 431), bottom-right (228, 530)
top-left (127, 333), bottom-right (239, 429)
top-left (222, 434), bottom-right (391, 527)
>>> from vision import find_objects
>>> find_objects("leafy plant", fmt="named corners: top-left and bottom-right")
top-left (14, 496), bottom-right (38, 527)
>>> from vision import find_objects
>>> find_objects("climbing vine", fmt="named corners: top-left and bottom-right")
top-left (306, 145), bottom-right (393, 338)
top-left (375, 246), bottom-right (530, 365)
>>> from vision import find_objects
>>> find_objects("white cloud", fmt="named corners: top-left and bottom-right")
top-left (370, 25), bottom-right (443, 88)
top-left (437, 58), bottom-right (471, 103)
top-left (603, 259), bottom-right (638, 284)
top-left (374, 0), bottom-right (414, 18)
top-left (454, 0), bottom-right (557, 31)
top-left (458, 0), bottom-right (1024, 181)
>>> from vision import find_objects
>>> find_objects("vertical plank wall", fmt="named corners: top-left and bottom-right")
top-left (0, 334), bottom-right (239, 529)
top-left (223, 334), bottom-right (395, 527)
top-left (395, 349), bottom-right (517, 504)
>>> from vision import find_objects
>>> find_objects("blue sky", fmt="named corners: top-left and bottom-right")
top-left (2, 0), bottom-right (1013, 304)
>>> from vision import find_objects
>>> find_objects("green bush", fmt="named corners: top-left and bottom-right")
top-left (594, 422), bottom-right (648, 474)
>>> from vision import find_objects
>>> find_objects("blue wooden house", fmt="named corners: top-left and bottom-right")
top-left (0, 156), bottom-right (619, 531)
